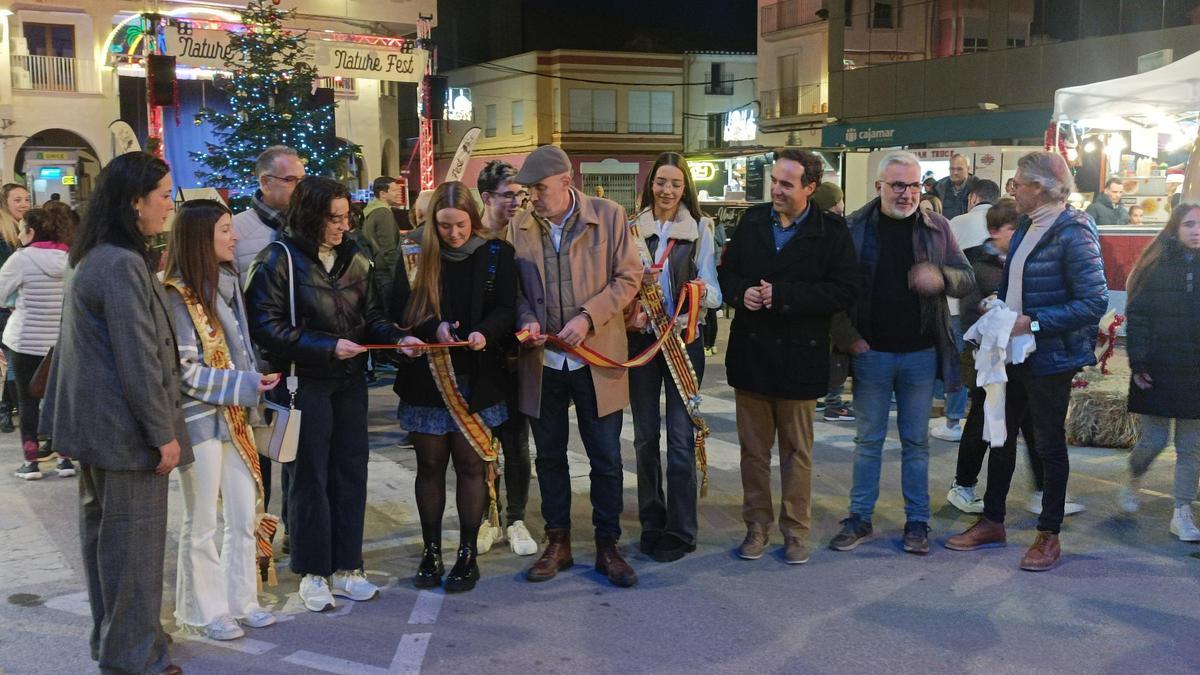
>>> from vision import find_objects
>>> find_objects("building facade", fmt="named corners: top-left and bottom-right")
top-left (0, 0), bottom-right (434, 206)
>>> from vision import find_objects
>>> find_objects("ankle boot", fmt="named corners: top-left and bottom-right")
top-left (595, 538), bottom-right (638, 588)
top-left (413, 542), bottom-right (443, 589)
top-left (526, 528), bottom-right (573, 582)
top-left (443, 544), bottom-right (479, 593)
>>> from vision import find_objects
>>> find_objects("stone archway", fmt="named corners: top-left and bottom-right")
top-left (381, 137), bottom-right (400, 177)
top-left (14, 128), bottom-right (101, 208)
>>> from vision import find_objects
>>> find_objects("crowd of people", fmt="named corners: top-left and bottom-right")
top-left (6, 141), bottom-right (1198, 673)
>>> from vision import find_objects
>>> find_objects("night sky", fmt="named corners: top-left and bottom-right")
top-left (520, 0), bottom-right (757, 53)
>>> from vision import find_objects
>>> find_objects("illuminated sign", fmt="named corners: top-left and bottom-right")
top-left (39, 167), bottom-right (63, 179)
top-left (690, 161), bottom-right (717, 181)
top-left (447, 87), bottom-right (472, 121)
top-left (62, 175), bottom-right (78, 185)
top-left (35, 151), bottom-right (70, 160)
top-left (723, 109), bottom-right (757, 142)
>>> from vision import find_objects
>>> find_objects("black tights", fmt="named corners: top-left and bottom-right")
top-left (413, 432), bottom-right (487, 550)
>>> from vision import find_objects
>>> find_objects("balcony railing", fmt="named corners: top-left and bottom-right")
top-left (761, 84), bottom-right (827, 120)
top-left (761, 0), bottom-right (825, 35)
top-left (318, 76), bottom-right (357, 96)
top-left (11, 55), bottom-right (83, 93)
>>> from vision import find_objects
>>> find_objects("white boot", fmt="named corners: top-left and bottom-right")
top-left (1170, 505), bottom-right (1200, 542)
top-left (1117, 478), bottom-right (1140, 514)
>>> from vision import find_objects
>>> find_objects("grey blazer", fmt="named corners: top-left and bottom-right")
top-left (40, 244), bottom-right (193, 470)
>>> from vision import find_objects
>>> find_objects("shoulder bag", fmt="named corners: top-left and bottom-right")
top-left (253, 241), bottom-right (302, 463)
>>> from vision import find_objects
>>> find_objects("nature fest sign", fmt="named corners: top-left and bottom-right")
top-left (165, 21), bottom-right (425, 82)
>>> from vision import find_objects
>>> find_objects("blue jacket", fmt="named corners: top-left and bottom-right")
top-left (998, 205), bottom-right (1108, 376)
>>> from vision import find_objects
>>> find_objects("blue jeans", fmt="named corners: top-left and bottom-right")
top-left (849, 348), bottom-right (937, 524)
top-left (933, 316), bottom-right (967, 421)
top-left (530, 365), bottom-right (625, 541)
top-left (629, 333), bottom-right (704, 546)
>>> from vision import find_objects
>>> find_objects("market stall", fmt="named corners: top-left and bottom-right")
top-left (1052, 50), bottom-right (1200, 309)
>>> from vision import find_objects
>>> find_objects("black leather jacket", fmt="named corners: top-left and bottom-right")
top-left (245, 231), bottom-right (404, 380)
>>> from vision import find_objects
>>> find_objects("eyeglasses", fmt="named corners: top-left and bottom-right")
top-left (487, 190), bottom-right (528, 202)
top-left (266, 174), bottom-right (304, 185)
top-left (326, 213), bottom-right (351, 225)
top-left (882, 181), bottom-right (922, 194)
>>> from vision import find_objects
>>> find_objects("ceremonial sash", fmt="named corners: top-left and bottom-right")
top-left (163, 279), bottom-right (281, 587)
top-left (629, 217), bottom-right (711, 496)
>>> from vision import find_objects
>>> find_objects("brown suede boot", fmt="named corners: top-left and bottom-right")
top-left (1019, 531), bottom-right (1061, 571)
top-left (945, 518), bottom-right (1007, 551)
top-left (595, 538), bottom-right (638, 588)
top-left (526, 528), bottom-right (573, 582)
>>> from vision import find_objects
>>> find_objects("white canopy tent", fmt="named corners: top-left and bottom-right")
top-left (1053, 50), bottom-right (1200, 128)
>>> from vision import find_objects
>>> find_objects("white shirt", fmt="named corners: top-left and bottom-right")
top-left (946, 202), bottom-right (992, 316)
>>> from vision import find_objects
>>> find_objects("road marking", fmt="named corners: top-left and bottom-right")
top-left (175, 631), bottom-right (278, 655)
top-left (407, 590), bottom-right (442, 624)
top-left (283, 633), bottom-right (431, 675)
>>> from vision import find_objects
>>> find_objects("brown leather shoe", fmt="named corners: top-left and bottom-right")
top-left (737, 526), bottom-right (768, 560)
top-left (595, 538), bottom-right (638, 588)
top-left (1019, 531), bottom-right (1061, 571)
top-left (161, 665), bottom-right (183, 675)
top-left (525, 528), bottom-right (573, 582)
top-left (945, 518), bottom-right (1007, 551)
top-left (783, 537), bottom-right (810, 565)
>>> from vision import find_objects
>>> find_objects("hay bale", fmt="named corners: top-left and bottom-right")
top-left (1065, 364), bottom-right (1140, 449)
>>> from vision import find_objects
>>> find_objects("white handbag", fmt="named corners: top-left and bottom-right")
top-left (255, 241), bottom-right (302, 463)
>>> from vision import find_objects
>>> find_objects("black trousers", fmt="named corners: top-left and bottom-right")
top-left (10, 350), bottom-right (46, 450)
top-left (954, 385), bottom-right (1045, 491)
top-left (284, 375), bottom-right (370, 577)
top-left (495, 409), bottom-right (531, 524)
top-left (703, 309), bottom-right (719, 349)
top-left (983, 364), bottom-right (1076, 533)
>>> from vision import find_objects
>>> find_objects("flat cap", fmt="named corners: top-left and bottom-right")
top-left (514, 145), bottom-right (571, 185)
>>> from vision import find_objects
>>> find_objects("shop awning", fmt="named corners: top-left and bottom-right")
top-left (1053, 50), bottom-right (1200, 127)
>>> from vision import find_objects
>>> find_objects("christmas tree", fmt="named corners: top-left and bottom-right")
top-left (191, 0), bottom-right (355, 196)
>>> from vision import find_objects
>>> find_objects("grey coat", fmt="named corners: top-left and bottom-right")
top-left (40, 244), bottom-right (193, 470)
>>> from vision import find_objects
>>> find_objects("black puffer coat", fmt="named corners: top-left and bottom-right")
top-left (245, 231), bottom-right (404, 380)
top-left (1126, 238), bottom-right (1200, 419)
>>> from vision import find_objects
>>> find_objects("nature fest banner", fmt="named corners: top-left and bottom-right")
top-left (165, 21), bottom-right (425, 82)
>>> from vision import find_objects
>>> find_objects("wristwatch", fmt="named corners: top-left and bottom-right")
top-left (1029, 319), bottom-right (1041, 333)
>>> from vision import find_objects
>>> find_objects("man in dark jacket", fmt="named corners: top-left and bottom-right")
top-left (829, 150), bottom-right (975, 556)
top-left (935, 154), bottom-right (978, 220)
top-left (946, 151), bottom-right (1108, 572)
top-left (718, 148), bottom-right (858, 565)
top-left (1084, 176), bottom-right (1130, 225)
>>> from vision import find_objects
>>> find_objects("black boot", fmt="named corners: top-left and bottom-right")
top-left (443, 544), bottom-right (479, 593)
top-left (1, 382), bottom-right (15, 433)
top-left (413, 542), bottom-right (444, 589)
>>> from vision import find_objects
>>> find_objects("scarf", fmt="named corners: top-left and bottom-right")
top-left (163, 276), bottom-right (280, 587)
top-left (440, 233), bottom-right (486, 262)
top-left (252, 190), bottom-right (285, 232)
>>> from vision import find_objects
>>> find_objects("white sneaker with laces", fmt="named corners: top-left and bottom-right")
top-left (929, 418), bottom-right (963, 442)
top-left (1063, 497), bottom-right (1086, 516)
top-left (331, 569), bottom-right (378, 601)
top-left (1170, 505), bottom-right (1200, 542)
top-left (299, 574), bottom-right (336, 612)
top-left (1117, 483), bottom-right (1140, 513)
top-left (477, 522), bottom-right (504, 555)
top-left (946, 482), bottom-right (983, 514)
top-left (204, 615), bottom-right (245, 641)
top-left (241, 607), bottom-right (276, 629)
top-left (507, 520), bottom-right (538, 556)
top-left (1026, 491), bottom-right (1085, 516)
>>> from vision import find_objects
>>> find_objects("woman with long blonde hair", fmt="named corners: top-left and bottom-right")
top-left (0, 183), bottom-right (31, 433)
top-left (1119, 202), bottom-right (1200, 541)
top-left (389, 180), bottom-right (516, 592)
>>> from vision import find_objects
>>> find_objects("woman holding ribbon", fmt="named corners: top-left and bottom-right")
top-left (626, 152), bottom-right (722, 562)
top-left (245, 177), bottom-right (405, 613)
top-left (390, 180), bottom-right (516, 592)
top-left (165, 200), bottom-right (281, 640)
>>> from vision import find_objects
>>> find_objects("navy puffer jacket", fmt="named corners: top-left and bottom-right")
top-left (998, 205), bottom-right (1108, 376)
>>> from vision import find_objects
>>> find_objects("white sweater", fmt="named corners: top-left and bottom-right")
top-left (0, 244), bottom-right (68, 356)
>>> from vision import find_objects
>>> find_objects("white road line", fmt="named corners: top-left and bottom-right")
top-left (283, 633), bottom-right (432, 675)
top-left (407, 590), bottom-right (443, 625)
top-left (175, 632), bottom-right (278, 655)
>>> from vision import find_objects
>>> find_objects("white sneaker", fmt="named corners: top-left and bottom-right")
top-left (299, 574), bottom-right (336, 612)
top-left (204, 615), bottom-right (245, 641)
top-left (241, 607), bottom-right (276, 629)
top-left (507, 520), bottom-right (539, 556)
top-left (1027, 491), bottom-right (1043, 515)
top-left (1170, 505), bottom-right (1200, 542)
top-left (929, 418), bottom-right (963, 442)
top-left (477, 522), bottom-right (504, 555)
top-left (1026, 491), bottom-right (1085, 516)
top-left (946, 482), bottom-right (984, 514)
top-left (1063, 497), bottom-right (1086, 516)
top-left (330, 569), bottom-right (378, 601)
top-left (1117, 482), bottom-right (1140, 513)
